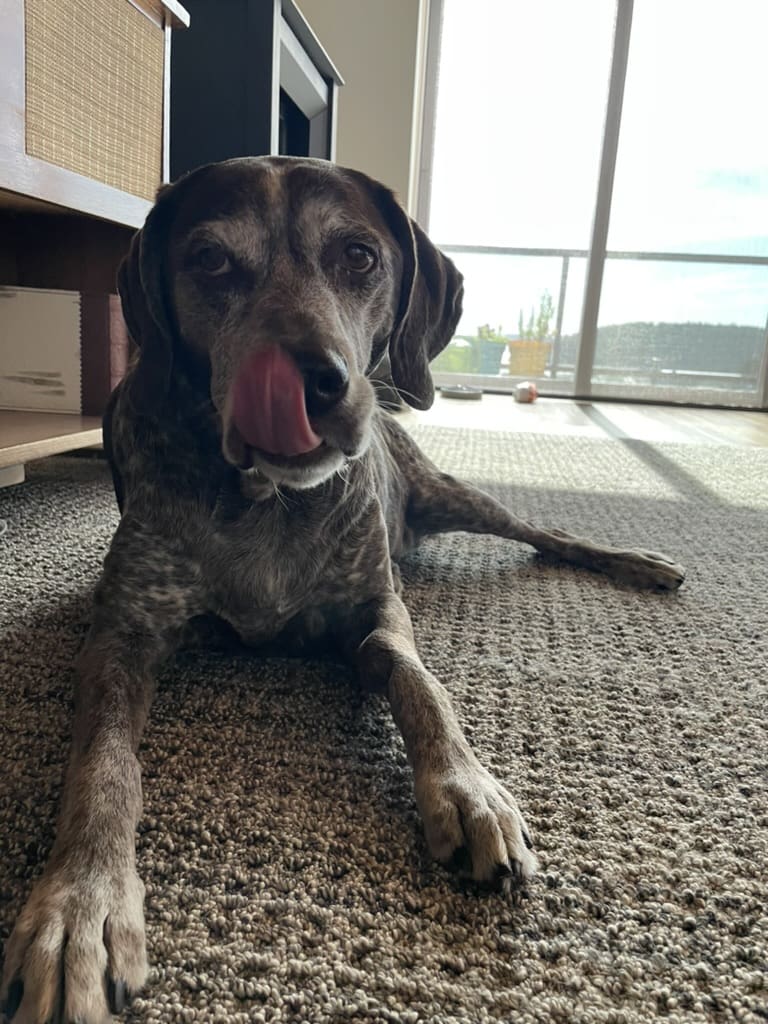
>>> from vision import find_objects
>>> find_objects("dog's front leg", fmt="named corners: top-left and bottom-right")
top-left (347, 593), bottom-right (538, 889)
top-left (1, 539), bottom-right (198, 1024)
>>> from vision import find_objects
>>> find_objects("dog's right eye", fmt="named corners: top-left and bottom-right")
top-left (342, 243), bottom-right (376, 274)
top-left (191, 244), bottom-right (231, 276)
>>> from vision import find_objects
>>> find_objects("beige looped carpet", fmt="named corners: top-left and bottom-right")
top-left (1, 426), bottom-right (767, 1024)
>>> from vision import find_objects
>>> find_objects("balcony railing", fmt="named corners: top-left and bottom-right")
top-left (433, 243), bottom-right (768, 405)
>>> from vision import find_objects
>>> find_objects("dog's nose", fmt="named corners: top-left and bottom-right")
top-left (302, 355), bottom-right (349, 417)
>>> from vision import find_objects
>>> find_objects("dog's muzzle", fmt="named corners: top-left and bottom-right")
top-left (230, 345), bottom-right (349, 458)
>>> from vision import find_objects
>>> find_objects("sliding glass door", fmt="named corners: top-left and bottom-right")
top-left (423, 0), bottom-right (768, 408)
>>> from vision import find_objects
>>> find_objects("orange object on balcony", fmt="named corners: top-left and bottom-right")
top-left (507, 340), bottom-right (551, 376)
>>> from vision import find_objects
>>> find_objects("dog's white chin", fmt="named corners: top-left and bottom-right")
top-left (223, 419), bottom-right (349, 490)
top-left (245, 447), bottom-right (347, 490)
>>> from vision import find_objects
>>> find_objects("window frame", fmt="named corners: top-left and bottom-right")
top-left (417, 0), bottom-right (768, 410)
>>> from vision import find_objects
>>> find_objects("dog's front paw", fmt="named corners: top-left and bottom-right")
top-left (614, 547), bottom-right (686, 590)
top-left (415, 754), bottom-right (538, 890)
top-left (548, 528), bottom-right (686, 590)
top-left (1, 863), bottom-right (147, 1023)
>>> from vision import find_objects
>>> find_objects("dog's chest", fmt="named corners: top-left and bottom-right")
top-left (199, 489), bottom-right (390, 643)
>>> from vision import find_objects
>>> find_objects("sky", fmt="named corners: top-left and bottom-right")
top-left (428, 0), bottom-right (768, 338)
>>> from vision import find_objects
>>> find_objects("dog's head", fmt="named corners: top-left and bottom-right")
top-left (118, 157), bottom-right (463, 490)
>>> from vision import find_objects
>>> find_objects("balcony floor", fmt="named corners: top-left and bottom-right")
top-left (396, 395), bottom-right (768, 448)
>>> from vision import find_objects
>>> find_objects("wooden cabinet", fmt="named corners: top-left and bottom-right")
top-left (0, 0), bottom-right (189, 479)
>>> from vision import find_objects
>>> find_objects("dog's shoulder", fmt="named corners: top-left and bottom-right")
top-left (105, 366), bottom-right (228, 519)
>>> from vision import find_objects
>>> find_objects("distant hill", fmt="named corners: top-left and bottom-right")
top-left (557, 322), bottom-right (764, 375)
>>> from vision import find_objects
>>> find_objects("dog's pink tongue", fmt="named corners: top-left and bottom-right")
top-left (231, 347), bottom-right (322, 457)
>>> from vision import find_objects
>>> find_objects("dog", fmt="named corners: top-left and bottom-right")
top-left (0, 157), bottom-right (685, 1024)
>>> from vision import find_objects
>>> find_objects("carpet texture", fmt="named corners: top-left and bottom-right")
top-left (1, 426), bottom-right (767, 1024)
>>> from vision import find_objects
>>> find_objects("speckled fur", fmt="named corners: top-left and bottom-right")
top-left (1, 158), bottom-right (684, 1024)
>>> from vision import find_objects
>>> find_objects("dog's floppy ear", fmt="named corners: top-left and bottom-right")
top-left (117, 183), bottom-right (178, 416)
top-left (370, 183), bottom-right (464, 410)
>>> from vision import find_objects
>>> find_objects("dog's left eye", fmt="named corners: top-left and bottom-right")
top-left (192, 244), bottom-right (231, 275)
top-left (343, 244), bottom-right (376, 274)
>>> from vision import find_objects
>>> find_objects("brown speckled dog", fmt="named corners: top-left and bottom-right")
top-left (1, 157), bottom-right (685, 1024)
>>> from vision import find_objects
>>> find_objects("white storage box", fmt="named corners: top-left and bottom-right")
top-left (0, 286), bottom-right (130, 415)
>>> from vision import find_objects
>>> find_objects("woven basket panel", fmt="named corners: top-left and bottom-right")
top-left (25, 0), bottom-right (164, 200)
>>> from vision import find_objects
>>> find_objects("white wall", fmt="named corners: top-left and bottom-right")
top-left (297, 0), bottom-right (426, 212)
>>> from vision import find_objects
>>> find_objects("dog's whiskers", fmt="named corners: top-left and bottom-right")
top-left (273, 483), bottom-right (293, 512)
top-left (371, 377), bottom-right (425, 408)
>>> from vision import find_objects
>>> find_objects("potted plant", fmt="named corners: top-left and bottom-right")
top-left (508, 290), bottom-right (555, 377)
top-left (474, 323), bottom-right (509, 374)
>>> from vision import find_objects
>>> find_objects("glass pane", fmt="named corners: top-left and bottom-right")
top-left (427, 0), bottom-right (616, 391)
top-left (594, 0), bottom-right (768, 405)
top-left (429, 0), bottom-right (615, 250)
top-left (592, 259), bottom-right (767, 404)
top-left (432, 251), bottom-right (587, 391)
top-left (609, 0), bottom-right (768, 257)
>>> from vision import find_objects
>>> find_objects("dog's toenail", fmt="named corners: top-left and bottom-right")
top-left (2, 977), bottom-right (24, 1018)
top-left (522, 830), bottom-right (534, 850)
top-left (107, 976), bottom-right (127, 1014)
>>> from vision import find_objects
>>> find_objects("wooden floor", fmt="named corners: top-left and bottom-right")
top-left (396, 395), bottom-right (768, 448)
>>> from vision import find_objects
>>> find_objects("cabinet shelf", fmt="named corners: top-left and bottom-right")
top-left (0, 410), bottom-right (102, 470)
top-left (0, 162), bottom-right (152, 230)
top-left (0, 0), bottom-right (188, 477)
